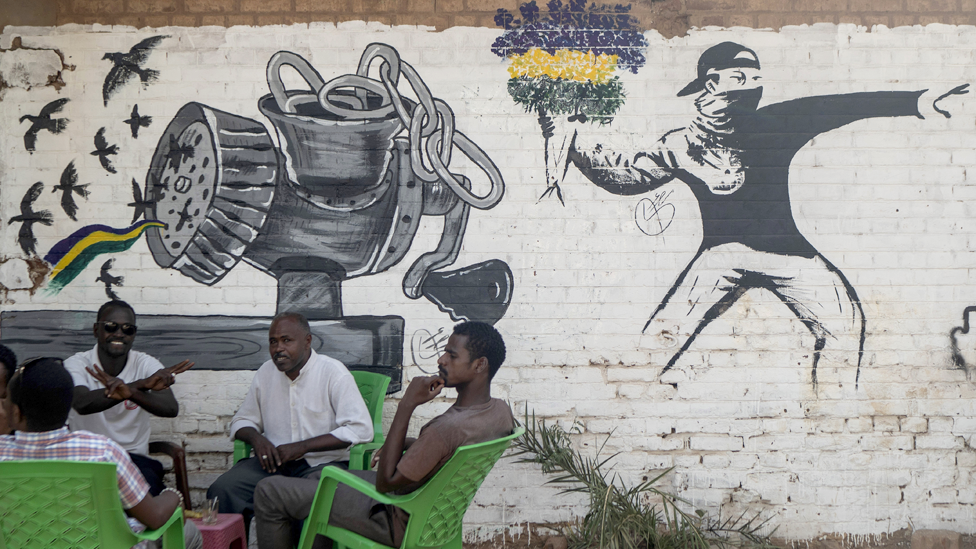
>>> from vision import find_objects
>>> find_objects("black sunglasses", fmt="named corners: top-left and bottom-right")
top-left (98, 321), bottom-right (137, 336)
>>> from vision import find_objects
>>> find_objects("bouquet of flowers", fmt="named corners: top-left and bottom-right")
top-left (492, 0), bottom-right (648, 203)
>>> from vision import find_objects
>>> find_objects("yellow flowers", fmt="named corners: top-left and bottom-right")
top-left (508, 48), bottom-right (618, 83)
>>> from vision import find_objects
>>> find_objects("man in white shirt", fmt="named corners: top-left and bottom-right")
top-left (207, 312), bottom-right (373, 527)
top-left (65, 300), bottom-right (194, 496)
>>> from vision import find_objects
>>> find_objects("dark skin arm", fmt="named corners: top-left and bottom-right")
top-left (375, 375), bottom-right (444, 494)
top-left (72, 361), bottom-right (193, 417)
top-left (126, 489), bottom-right (181, 530)
top-left (234, 427), bottom-right (352, 473)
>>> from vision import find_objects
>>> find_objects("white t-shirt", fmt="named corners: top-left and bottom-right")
top-left (229, 349), bottom-right (373, 467)
top-left (64, 345), bottom-right (165, 456)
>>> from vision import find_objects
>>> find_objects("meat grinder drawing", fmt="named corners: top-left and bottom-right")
top-left (3, 44), bottom-right (509, 387)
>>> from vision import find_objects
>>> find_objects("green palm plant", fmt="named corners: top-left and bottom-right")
top-left (512, 411), bottom-right (779, 549)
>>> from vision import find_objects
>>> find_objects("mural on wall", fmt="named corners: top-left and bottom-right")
top-left (8, 182), bottom-right (53, 256)
top-left (492, 0), bottom-right (648, 204)
top-left (2, 40), bottom-right (511, 387)
top-left (950, 306), bottom-right (976, 373)
top-left (552, 40), bottom-right (969, 387)
top-left (20, 97), bottom-right (69, 153)
top-left (124, 104), bottom-right (151, 139)
top-left (52, 160), bottom-right (89, 221)
top-left (92, 127), bottom-right (119, 173)
top-left (96, 258), bottom-right (124, 300)
top-left (101, 35), bottom-right (168, 107)
top-left (142, 43), bottom-right (510, 325)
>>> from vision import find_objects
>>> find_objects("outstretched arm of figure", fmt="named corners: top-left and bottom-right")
top-left (566, 129), bottom-right (676, 196)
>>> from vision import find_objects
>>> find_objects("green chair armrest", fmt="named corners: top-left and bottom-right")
top-left (131, 507), bottom-right (185, 549)
top-left (348, 440), bottom-right (384, 471)
top-left (234, 439), bottom-right (253, 464)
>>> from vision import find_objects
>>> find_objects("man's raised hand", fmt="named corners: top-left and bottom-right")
top-left (402, 375), bottom-right (445, 408)
top-left (86, 363), bottom-right (133, 401)
top-left (141, 360), bottom-right (194, 391)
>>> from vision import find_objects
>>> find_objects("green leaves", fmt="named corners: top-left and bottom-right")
top-left (512, 409), bottom-right (778, 549)
top-left (508, 76), bottom-right (625, 125)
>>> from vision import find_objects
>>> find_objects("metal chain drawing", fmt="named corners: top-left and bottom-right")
top-left (268, 44), bottom-right (504, 210)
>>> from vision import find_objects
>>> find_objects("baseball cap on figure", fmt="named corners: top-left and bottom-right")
top-left (677, 42), bottom-right (761, 97)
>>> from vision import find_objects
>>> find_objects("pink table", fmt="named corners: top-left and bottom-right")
top-left (189, 513), bottom-right (246, 549)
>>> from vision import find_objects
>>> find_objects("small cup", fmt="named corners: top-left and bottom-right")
top-left (203, 497), bottom-right (219, 525)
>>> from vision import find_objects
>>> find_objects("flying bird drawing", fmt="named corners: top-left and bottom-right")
top-left (52, 160), bottom-right (90, 221)
top-left (165, 134), bottom-right (195, 170)
top-left (8, 182), bottom-right (53, 256)
top-left (96, 258), bottom-right (124, 300)
top-left (20, 98), bottom-right (70, 153)
top-left (92, 127), bottom-right (119, 174)
top-left (101, 35), bottom-right (169, 107)
top-left (124, 104), bottom-right (152, 138)
top-left (128, 178), bottom-right (155, 223)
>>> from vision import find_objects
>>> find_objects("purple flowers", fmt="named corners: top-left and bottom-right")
top-left (492, 1), bottom-right (648, 73)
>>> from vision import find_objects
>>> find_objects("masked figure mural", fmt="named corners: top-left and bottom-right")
top-left (561, 42), bottom-right (968, 387)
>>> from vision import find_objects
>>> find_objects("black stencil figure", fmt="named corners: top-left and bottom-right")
top-left (128, 178), bottom-right (155, 223)
top-left (52, 160), bottom-right (90, 221)
top-left (92, 127), bottom-right (119, 174)
top-left (8, 182), bottom-right (53, 256)
top-left (20, 98), bottom-right (70, 153)
top-left (124, 104), bottom-right (152, 138)
top-left (164, 134), bottom-right (194, 170)
top-left (101, 35), bottom-right (169, 107)
top-left (566, 42), bottom-right (970, 388)
top-left (96, 259), bottom-right (124, 300)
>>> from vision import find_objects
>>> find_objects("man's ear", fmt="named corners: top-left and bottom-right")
top-left (475, 356), bottom-right (489, 374)
top-left (92, 322), bottom-right (100, 338)
top-left (9, 402), bottom-right (24, 430)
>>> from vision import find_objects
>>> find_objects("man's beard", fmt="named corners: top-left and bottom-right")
top-left (695, 87), bottom-right (763, 123)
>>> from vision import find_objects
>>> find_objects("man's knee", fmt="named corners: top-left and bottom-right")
top-left (254, 476), bottom-right (290, 521)
top-left (184, 518), bottom-right (204, 549)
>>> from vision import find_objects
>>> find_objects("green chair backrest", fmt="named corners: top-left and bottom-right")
top-left (0, 460), bottom-right (184, 549)
top-left (350, 370), bottom-right (390, 446)
top-left (399, 426), bottom-right (524, 549)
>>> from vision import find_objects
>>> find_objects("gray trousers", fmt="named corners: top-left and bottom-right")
top-left (254, 469), bottom-right (396, 549)
top-left (206, 457), bottom-right (331, 527)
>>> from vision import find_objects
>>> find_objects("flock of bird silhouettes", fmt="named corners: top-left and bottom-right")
top-left (8, 35), bottom-right (168, 298)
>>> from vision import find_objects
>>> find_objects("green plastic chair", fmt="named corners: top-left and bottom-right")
top-left (0, 460), bottom-right (185, 549)
top-left (234, 370), bottom-right (391, 470)
top-left (297, 426), bottom-right (525, 549)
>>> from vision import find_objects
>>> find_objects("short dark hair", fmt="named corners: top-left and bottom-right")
top-left (452, 321), bottom-right (506, 379)
top-left (271, 312), bottom-right (311, 336)
top-left (97, 300), bottom-right (136, 322)
top-left (9, 357), bottom-right (74, 432)
top-left (0, 344), bottom-right (17, 384)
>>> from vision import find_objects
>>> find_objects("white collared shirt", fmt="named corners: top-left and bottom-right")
top-left (229, 349), bottom-right (373, 466)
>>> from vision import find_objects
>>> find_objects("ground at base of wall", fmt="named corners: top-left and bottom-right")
top-left (465, 529), bottom-right (976, 549)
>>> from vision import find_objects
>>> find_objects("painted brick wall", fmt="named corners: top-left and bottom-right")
top-left (4, 10), bottom-right (976, 546)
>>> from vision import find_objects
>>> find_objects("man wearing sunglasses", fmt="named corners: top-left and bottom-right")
top-left (64, 300), bottom-right (194, 496)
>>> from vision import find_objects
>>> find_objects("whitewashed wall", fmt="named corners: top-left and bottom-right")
top-left (3, 21), bottom-right (976, 542)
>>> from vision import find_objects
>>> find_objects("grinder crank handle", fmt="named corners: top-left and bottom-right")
top-left (402, 196), bottom-right (469, 300)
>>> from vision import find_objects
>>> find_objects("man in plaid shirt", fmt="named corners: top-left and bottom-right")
top-left (0, 357), bottom-right (202, 549)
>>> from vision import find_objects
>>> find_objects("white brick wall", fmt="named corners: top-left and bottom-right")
top-left (4, 21), bottom-right (976, 543)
